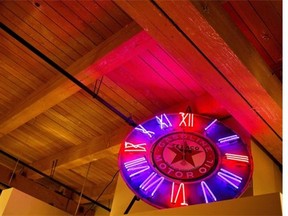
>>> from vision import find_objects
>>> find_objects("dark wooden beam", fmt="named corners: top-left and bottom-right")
top-left (0, 164), bottom-right (95, 215)
top-left (0, 22), bottom-right (153, 137)
top-left (28, 126), bottom-right (130, 179)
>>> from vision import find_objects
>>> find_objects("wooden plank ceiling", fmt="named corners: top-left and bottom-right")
top-left (0, 0), bottom-right (282, 213)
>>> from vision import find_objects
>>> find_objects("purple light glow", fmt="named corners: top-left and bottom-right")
top-left (201, 181), bottom-right (217, 203)
top-left (218, 135), bottom-right (239, 143)
top-left (204, 119), bottom-right (217, 131)
top-left (119, 113), bottom-right (253, 209)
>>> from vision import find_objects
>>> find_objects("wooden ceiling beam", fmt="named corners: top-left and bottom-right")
top-left (156, 0), bottom-right (282, 137)
top-left (29, 95), bottom-right (235, 180)
top-left (28, 94), bottom-right (226, 179)
top-left (53, 170), bottom-right (117, 203)
top-left (28, 94), bottom-right (224, 179)
top-left (0, 22), bottom-right (153, 137)
top-left (115, 1), bottom-right (282, 163)
top-left (0, 164), bottom-right (96, 215)
top-left (28, 126), bottom-right (130, 179)
top-left (74, 181), bottom-right (117, 203)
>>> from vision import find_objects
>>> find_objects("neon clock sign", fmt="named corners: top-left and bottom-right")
top-left (118, 113), bottom-right (253, 208)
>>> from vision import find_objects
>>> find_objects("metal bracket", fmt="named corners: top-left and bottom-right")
top-left (50, 159), bottom-right (58, 177)
top-left (185, 105), bottom-right (192, 113)
top-left (93, 76), bottom-right (104, 98)
top-left (124, 195), bottom-right (140, 214)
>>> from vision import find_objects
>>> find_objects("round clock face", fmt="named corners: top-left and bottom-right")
top-left (118, 113), bottom-right (253, 209)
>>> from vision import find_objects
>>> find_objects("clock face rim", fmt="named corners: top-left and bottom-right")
top-left (118, 113), bottom-right (253, 209)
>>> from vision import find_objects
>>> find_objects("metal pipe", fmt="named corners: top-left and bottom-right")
top-left (0, 150), bottom-right (111, 212)
top-left (75, 162), bottom-right (92, 215)
top-left (0, 22), bottom-right (138, 128)
top-left (8, 159), bottom-right (19, 186)
top-left (0, 22), bottom-right (138, 211)
top-left (0, 181), bottom-right (10, 189)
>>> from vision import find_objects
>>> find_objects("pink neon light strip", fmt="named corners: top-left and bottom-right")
top-left (124, 142), bottom-right (146, 152)
top-left (170, 182), bottom-right (188, 205)
top-left (124, 157), bottom-right (150, 177)
top-left (217, 168), bottom-right (242, 189)
top-left (225, 153), bottom-right (249, 162)
top-left (204, 119), bottom-right (217, 131)
top-left (190, 113), bottom-right (194, 127)
top-left (179, 112), bottom-right (193, 127)
top-left (139, 172), bottom-right (164, 197)
top-left (218, 135), bottom-right (239, 143)
top-left (156, 113), bottom-right (172, 129)
top-left (124, 157), bottom-right (147, 168)
top-left (201, 181), bottom-right (217, 203)
top-left (135, 124), bottom-right (155, 137)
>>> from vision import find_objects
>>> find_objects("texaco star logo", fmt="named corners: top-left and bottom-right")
top-left (168, 140), bottom-right (203, 167)
top-left (152, 132), bottom-right (218, 181)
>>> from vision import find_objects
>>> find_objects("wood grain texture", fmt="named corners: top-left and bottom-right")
top-left (229, 1), bottom-right (282, 63)
top-left (0, 22), bottom-right (149, 136)
top-left (0, 0), bottom-right (282, 207)
top-left (0, 164), bottom-right (94, 215)
top-left (29, 126), bottom-right (130, 178)
top-left (156, 0), bottom-right (282, 136)
top-left (115, 0), bottom-right (282, 163)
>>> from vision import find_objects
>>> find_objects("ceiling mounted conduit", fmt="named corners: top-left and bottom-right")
top-left (0, 22), bottom-right (138, 128)
top-left (0, 22), bottom-right (140, 212)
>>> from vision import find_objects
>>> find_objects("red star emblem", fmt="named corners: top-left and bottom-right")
top-left (169, 141), bottom-right (202, 167)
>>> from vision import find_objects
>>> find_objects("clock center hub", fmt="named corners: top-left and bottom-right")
top-left (152, 132), bottom-right (218, 181)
